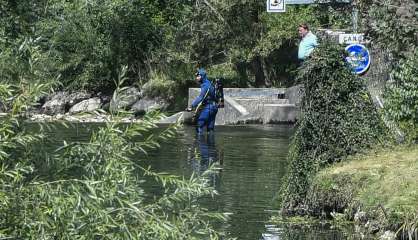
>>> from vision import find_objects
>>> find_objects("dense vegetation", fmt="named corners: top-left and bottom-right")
top-left (359, 0), bottom-right (418, 142)
top-left (1, 0), bottom-right (417, 238)
top-left (279, 0), bottom-right (417, 237)
top-left (0, 0), bottom-right (355, 96)
top-left (279, 42), bottom-right (386, 215)
top-left (0, 80), bottom-right (228, 239)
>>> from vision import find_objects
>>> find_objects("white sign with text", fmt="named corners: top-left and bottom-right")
top-left (267, 0), bottom-right (285, 12)
top-left (339, 33), bottom-right (365, 44)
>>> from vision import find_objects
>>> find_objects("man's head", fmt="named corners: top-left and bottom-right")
top-left (298, 24), bottom-right (309, 38)
top-left (195, 68), bottom-right (207, 83)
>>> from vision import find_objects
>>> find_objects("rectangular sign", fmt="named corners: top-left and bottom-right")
top-left (267, 0), bottom-right (285, 12)
top-left (286, 0), bottom-right (315, 3)
top-left (286, 0), bottom-right (350, 3)
top-left (338, 33), bottom-right (365, 44)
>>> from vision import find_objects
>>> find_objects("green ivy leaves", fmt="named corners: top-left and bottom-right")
top-left (385, 49), bottom-right (418, 142)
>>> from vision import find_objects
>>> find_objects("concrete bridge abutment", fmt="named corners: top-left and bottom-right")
top-left (186, 86), bottom-right (302, 125)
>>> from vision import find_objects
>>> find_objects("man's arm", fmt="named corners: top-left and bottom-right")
top-left (191, 85), bottom-right (209, 108)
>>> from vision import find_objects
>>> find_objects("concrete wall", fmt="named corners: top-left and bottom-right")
top-left (188, 88), bottom-right (300, 125)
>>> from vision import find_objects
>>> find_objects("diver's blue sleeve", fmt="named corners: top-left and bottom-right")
top-left (192, 84), bottom-right (209, 108)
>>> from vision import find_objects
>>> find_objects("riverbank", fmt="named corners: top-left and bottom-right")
top-left (306, 145), bottom-right (418, 239)
top-left (1, 112), bottom-right (188, 124)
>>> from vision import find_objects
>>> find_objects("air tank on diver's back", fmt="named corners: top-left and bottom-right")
top-left (215, 78), bottom-right (224, 108)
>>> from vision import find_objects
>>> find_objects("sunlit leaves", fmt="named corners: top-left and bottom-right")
top-left (359, 0), bottom-right (418, 59)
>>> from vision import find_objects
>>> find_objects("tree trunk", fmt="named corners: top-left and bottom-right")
top-left (252, 56), bottom-right (266, 87)
top-left (261, 57), bottom-right (271, 87)
top-left (235, 62), bottom-right (249, 87)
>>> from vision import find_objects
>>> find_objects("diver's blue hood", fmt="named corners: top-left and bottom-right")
top-left (197, 68), bottom-right (209, 83)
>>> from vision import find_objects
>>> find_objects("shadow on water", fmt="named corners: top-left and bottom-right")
top-left (25, 123), bottom-right (356, 240)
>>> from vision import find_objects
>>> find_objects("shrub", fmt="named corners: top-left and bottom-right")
top-left (141, 70), bottom-right (177, 100)
top-left (280, 42), bottom-right (386, 215)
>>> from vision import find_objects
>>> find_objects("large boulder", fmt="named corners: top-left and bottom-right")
top-left (41, 92), bottom-right (70, 115)
top-left (41, 91), bottom-right (91, 115)
top-left (110, 87), bottom-right (141, 112)
top-left (69, 97), bottom-right (101, 114)
top-left (67, 92), bottom-right (92, 106)
top-left (131, 97), bottom-right (169, 115)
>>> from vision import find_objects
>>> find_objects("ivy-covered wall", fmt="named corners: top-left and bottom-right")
top-left (280, 42), bottom-right (386, 215)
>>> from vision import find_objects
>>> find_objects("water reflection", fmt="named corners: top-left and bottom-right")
top-left (262, 223), bottom-right (356, 240)
top-left (186, 133), bottom-right (223, 185)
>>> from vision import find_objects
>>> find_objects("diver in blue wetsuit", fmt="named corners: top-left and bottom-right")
top-left (186, 68), bottom-right (218, 134)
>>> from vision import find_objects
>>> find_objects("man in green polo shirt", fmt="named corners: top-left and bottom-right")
top-left (298, 23), bottom-right (318, 61)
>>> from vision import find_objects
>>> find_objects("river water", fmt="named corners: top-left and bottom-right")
top-left (33, 123), bottom-right (353, 240)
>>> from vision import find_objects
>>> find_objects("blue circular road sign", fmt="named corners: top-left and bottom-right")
top-left (345, 44), bottom-right (371, 75)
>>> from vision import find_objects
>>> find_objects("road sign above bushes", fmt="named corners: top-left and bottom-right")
top-left (345, 44), bottom-right (371, 75)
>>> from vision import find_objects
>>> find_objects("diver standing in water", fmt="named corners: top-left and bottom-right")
top-left (186, 68), bottom-right (219, 135)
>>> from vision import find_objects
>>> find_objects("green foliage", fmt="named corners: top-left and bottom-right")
top-left (358, 0), bottom-right (418, 58)
top-left (38, 0), bottom-right (112, 91)
top-left (0, 37), bottom-right (57, 87)
top-left (305, 145), bottom-right (418, 237)
top-left (156, 1), bottom-right (350, 88)
top-left (0, 0), bottom-right (49, 38)
top-left (314, 1), bottom-right (354, 30)
top-left (396, 211), bottom-right (418, 239)
top-left (0, 0), bottom-right (358, 94)
top-left (141, 71), bottom-right (177, 99)
top-left (280, 42), bottom-right (386, 214)
top-left (207, 62), bottom-right (241, 87)
top-left (256, 6), bottom-right (319, 58)
top-left (155, 0), bottom-right (404, 89)
top-left (0, 81), bottom-right (227, 239)
top-left (0, 0), bottom-right (183, 92)
top-left (0, 43), bottom-right (54, 115)
top-left (384, 49), bottom-right (418, 142)
top-left (35, 0), bottom-right (169, 91)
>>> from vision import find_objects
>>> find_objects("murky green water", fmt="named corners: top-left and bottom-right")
top-left (143, 125), bottom-right (293, 239)
top-left (31, 123), bottom-right (354, 240)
